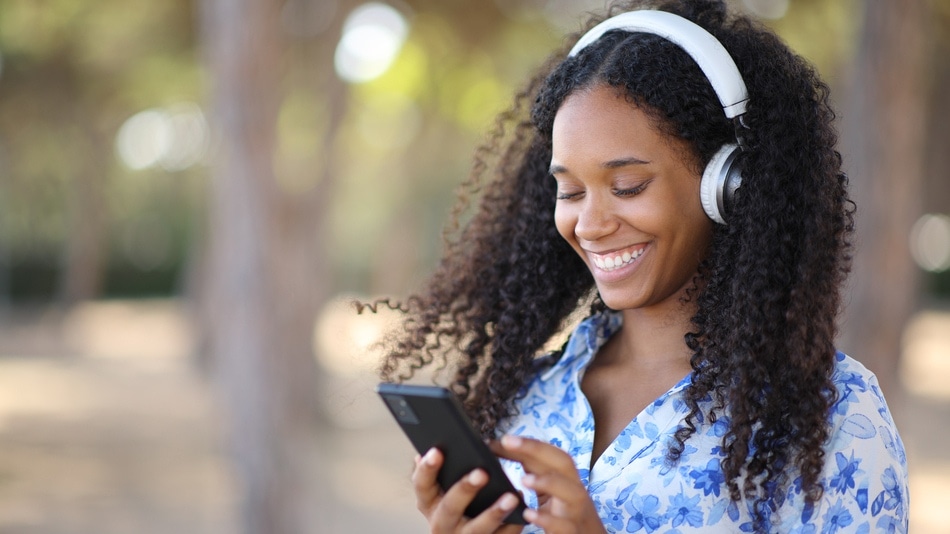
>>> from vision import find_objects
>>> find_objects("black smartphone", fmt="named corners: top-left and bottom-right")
top-left (376, 383), bottom-right (527, 524)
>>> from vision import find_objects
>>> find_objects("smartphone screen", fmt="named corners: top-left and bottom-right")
top-left (376, 383), bottom-right (527, 524)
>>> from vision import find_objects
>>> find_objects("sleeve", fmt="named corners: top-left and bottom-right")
top-left (794, 366), bottom-right (909, 534)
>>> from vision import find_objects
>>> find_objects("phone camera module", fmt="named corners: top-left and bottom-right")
top-left (385, 395), bottom-right (420, 424)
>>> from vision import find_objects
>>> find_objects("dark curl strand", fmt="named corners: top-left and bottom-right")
top-left (367, 0), bottom-right (853, 531)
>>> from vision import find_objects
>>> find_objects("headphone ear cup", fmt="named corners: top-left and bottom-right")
top-left (700, 143), bottom-right (742, 225)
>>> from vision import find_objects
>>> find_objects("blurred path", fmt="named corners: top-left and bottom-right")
top-left (0, 302), bottom-right (238, 533)
top-left (0, 300), bottom-right (427, 534)
top-left (0, 299), bottom-right (945, 533)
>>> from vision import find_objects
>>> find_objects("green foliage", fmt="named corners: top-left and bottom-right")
top-left (764, 0), bottom-right (857, 82)
top-left (0, 0), bottom-right (200, 300)
top-left (327, 8), bottom-right (560, 294)
top-left (5, 0), bottom-right (935, 303)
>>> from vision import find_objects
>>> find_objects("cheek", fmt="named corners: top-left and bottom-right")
top-left (671, 211), bottom-right (714, 267)
top-left (553, 205), bottom-right (575, 243)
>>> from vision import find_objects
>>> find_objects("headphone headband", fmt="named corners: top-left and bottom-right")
top-left (568, 10), bottom-right (748, 118)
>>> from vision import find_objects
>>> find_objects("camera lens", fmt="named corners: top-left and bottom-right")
top-left (384, 395), bottom-right (419, 424)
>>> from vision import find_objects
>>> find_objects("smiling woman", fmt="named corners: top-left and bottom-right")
top-left (550, 88), bottom-right (712, 314)
top-left (367, 0), bottom-right (908, 533)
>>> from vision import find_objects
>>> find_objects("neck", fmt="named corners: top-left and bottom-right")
top-left (604, 300), bottom-right (696, 373)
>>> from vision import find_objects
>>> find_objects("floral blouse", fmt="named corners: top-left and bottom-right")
top-left (498, 312), bottom-right (908, 533)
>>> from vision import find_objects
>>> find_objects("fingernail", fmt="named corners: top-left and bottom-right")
top-left (498, 493), bottom-right (518, 511)
top-left (522, 474), bottom-right (536, 487)
top-left (502, 435), bottom-right (523, 448)
top-left (424, 449), bottom-right (438, 466)
top-left (523, 509), bottom-right (538, 522)
top-left (468, 469), bottom-right (487, 485)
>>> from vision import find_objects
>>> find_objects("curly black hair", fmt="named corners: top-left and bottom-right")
top-left (367, 0), bottom-right (853, 530)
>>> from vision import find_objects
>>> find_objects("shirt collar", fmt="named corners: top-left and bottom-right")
top-left (540, 310), bottom-right (624, 382)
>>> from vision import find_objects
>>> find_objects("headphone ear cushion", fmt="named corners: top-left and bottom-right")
top-left (700, 143), bottom-right (741, 225)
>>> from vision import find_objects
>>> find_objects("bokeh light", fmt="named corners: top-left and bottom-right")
top-left (115, 103), bottom-right (209, 172)
top-left (160, 103), bottom-right (210, 171)
top-left (334, 2), bottom-right (409, 83)
top-left (910, 213), bottom-right (950, 272)
top-left (116, 109), bottom-right (171, 170)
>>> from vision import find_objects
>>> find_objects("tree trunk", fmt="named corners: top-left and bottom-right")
top-left (923, 18), bottom-right (950, 217)
top-left (59, 85), bottom-right (108, 305)
top-left (59, 158), bottom-right (106, 304)
top-left (199, 0), bottom-right (331, 532)
top-left (840, 0), bottom-right (931, 403)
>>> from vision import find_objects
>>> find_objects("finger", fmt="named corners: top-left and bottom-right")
top-left (459, 492), bottom-right (522, 534)
top-left (528, 506), bottom-right (607, 534)
top-left (523, 508), bottom-right (576, 533)
top-left (522, 472), bottom-right (585, 505)
top-left (493, 435), bottom-right (577, 475)
top-left (430, 468), bottom-right (489, 531)
top-left (411, 448), bottom-right (444, 515)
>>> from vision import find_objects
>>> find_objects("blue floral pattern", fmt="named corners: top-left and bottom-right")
top-left (498, 312), bottom-right (908, 533)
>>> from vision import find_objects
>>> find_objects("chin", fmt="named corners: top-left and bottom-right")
top-left (596, 290), bottom-right (644, 312)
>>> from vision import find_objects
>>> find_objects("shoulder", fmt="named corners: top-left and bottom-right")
top-left (819, 352), bottom-right (908, 527)
top-left (827, 352), bottom-right (903, 455)
top-left (828, 352), bottom-right (898, 431)
top-left (773, 352), bottom-right (909, 531)
top-left (500, 312), bottom-right (620, 429)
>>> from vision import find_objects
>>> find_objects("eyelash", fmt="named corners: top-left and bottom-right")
top-left (615, 183), bottom-right (648, 197)
top-left (556, 182), bottom-right (649, 201)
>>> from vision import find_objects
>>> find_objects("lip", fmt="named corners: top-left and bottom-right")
top-left (585, 243), bottom-right (650, 282)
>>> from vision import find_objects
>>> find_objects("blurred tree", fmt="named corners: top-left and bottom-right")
top-left (921, 3), bottom-right (950, 296)
top-left (0, 3), bottom-right (112, 303)
top-left (0, 0), bottom-right (201, 303)
top-left (327, 0), bottom-right (564, 294)
top-left (839, 0), bottom-right (932, 401)
top-left (195, 1), bottom-right (565, 531)
top-left (198, 0), bottom-right (352, 531)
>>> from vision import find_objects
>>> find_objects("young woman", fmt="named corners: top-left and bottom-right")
top-left (374, 0), bottom-right (909, 532)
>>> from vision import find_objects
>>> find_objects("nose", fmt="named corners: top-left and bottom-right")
top-left (574, 195), bottom-right (618, 242)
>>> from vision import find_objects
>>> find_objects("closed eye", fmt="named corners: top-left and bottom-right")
top-left (614, 179), bottom-right (651, 197)
top-left (554, 177), bottom-right (583, 200)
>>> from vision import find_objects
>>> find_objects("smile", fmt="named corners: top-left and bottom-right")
top-left (589, 245), bottom-right (646, 272)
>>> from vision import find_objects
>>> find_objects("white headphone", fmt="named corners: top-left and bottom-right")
top-left (568, 10), bottom-right (748, 225)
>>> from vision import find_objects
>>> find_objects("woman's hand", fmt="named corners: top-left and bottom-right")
top-left (492, 436), bottom-right (606, 534)
top-left (412, 447), bottom-right (525, 533)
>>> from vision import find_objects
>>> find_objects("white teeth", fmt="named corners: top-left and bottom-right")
top-left (592, 247), bottom-right (644, 272)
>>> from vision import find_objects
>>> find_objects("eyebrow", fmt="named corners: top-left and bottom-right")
top-left (603, 156), bottom-right (650, 168)
top-left (549, 156), bottom-right (650, 175)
